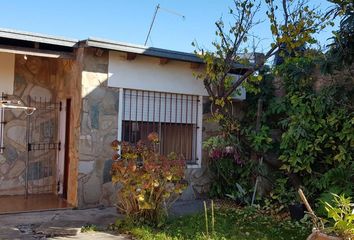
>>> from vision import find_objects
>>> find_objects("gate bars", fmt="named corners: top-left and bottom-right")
top-left (25, 96), bottom-right (61, 198)
top-left (0, 93), bottom-right (36, 154)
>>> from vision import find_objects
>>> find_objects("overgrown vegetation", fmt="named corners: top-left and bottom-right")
top-left (116, 206), bottom-right (311, 240)
top-left (205, 56), bottom-right (354, 211)
top-left (200, 0), bottom-right (354, 220)
top-left (276, 56), bottom-right (353, 199)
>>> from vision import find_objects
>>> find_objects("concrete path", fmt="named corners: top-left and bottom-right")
top-left (0, 200), bottom-right (206, 239)
top-left (0, 207), bottom-right (130, 239)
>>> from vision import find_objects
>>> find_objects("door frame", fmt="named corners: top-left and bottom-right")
top-left (62, 98), bottom-right (71, 199)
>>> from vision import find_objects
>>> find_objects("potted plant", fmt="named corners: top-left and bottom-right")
top-left (288, 201), bottom-right (306, 221)
top-left (302, 191), bottom-right (354, 240)
top-left (270, 179), bottom-right (306, 220)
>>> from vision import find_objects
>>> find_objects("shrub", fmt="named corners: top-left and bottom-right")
top-left (203, 134), bottom-right (254, 203)
top-left (323, 193), bottom-right (354, 239)
top-left (111, 133), bottom-right (186, 226)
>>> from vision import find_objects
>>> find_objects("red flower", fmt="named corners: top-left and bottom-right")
top-left (210, 149), bottom-right (223, 160)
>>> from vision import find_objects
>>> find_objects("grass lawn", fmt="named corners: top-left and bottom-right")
top-left (120, 206), bottom-right (311, 240)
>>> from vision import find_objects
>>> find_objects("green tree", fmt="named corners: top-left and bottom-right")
top-left (194, 0), bottom-right (329, 129)
top-left (326, 0), bottom-right (354, 67)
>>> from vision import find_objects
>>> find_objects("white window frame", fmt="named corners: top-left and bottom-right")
top-left (0, 107), bottom-right (4, 154)
top-left (116, 88), bottom-right (202, 168)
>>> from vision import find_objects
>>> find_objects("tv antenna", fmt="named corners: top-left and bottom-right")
top-left (144, 4), bottom-right (185, 46)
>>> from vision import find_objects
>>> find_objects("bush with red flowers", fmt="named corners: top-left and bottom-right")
top-left (111, 133), bottom-right (186, 226)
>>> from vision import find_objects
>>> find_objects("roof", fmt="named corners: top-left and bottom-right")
top-left (0, 28), bottom-right (78, 48)
top-left (0, 28), bottom-right (253, 70)
top-left (84, 38), bottom-right (252, 70)
top-left (85, 38), bottom-right (203, 63)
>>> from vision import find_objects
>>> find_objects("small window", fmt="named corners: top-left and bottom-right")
top-left (122, 89), bottom-right (199, 164)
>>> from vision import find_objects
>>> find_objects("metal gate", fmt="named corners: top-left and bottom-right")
top-left (25, 96), bottom-right (61, 197)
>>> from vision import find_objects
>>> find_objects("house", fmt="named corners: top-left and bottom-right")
top-left (0, 28), bottom-right (247, 212)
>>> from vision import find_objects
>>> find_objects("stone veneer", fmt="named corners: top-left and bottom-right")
top-left (77, 48), bottom-right (120, 207)
top-left (0, 54), bottom-right (82, 206)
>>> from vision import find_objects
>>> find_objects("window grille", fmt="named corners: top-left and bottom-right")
top-left (122, 89), bottom-right (199, 164)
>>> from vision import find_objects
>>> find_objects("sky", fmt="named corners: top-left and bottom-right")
top-left (0, 0), bottom-right (338, 53)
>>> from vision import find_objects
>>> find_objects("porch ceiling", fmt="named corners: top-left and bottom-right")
top-left (0, 44), bottom-right (75, 59)
top-left (0, 28), bottom-right (77, 47)
top-left (0, 28), bottom-right (77, 59)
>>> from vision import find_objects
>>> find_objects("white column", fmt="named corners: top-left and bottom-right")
top-left (0, 108), bottom-right (4, 154)
top-left (57, 100), bottom-right (66, 195)
top-left (117, 88), bottom-right (124, 143)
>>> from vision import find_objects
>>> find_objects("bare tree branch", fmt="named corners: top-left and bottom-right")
top-left (203, 77), bottom-right (214, 98)
top-left (225, 44), bottom-right (278, 97)
top-left (216, 21), bottom-right (231, 51)
top-left (282, 0), bottom-right (289, 27)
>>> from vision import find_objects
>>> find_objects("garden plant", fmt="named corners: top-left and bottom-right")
top-left (111, 133), bottom-right (186, 226)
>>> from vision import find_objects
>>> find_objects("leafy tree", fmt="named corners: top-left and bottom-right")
top-left (326, 0), bottom-right (354, 67)
top-left (194, 0), bottom-right (329, 129)
top-left (195, 0), bottom-right (332, 203)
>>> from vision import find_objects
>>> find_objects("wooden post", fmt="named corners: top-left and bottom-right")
top-left (298, 188), bottom-right (315, 216)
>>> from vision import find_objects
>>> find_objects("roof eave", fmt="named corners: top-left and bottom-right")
top-left (85, 38), bottom-right (252, 70)
top-left (85, 38), bottom-right (203, 63)
top-left (0, 28), bottom-right (78, 48)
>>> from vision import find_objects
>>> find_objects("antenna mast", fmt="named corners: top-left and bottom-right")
top-left (144, 4), bottom-right (185, 46)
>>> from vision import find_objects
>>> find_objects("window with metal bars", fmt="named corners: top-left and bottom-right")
top-left (121, 89), bottom-right (199, 164)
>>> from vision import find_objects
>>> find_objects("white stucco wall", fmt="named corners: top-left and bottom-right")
top-left (108, 51), bottom-right (245, 100)
top-left (108, 51), bottom-right (207, 96)
top-left (0, 52), bottom-right (15, 95)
